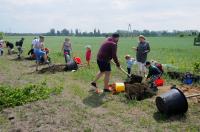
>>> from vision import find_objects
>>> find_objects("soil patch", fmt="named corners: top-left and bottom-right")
top-left (38, 64), bottom-right (67, 74)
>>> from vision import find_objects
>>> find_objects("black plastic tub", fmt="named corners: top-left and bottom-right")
top-left (156, 88), bottom-right (188, 115)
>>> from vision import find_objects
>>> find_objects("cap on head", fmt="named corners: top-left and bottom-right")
top-left (85, 45), bottom-right (91, 49)
top-left (21, 37), bottom-right (24, 40)
top-left (145, 61), bottom-right (151, 66)
top-left (125, 55), bottom-right (131, 59)
top-left (112, 33), bottom-right (120, 38)
top-left (139, 35), bottom-right (145, 40)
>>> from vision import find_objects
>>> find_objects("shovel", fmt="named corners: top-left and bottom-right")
top-left (111, 60), bottom-right (131, 77)
top-left (119, 67), bottom-right (131, 77)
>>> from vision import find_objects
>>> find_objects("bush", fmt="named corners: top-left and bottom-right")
top-left (193, 61), bottom-right (200, 73)
top-left (179, 34), bottom-right (184, 37)
top-left (0, 32), bottom-right (4, 40)
top-left (0, 81), bottom-right (63, 110)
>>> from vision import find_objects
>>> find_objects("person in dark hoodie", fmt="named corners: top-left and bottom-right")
top-left (145, 61), bottom-right (162, 91)
top-left (16, 38), bottom-right (24, 58)
top-left (5, 41), bottom-right (14, 55)
top-left (91, 33), bottom-right (121, 93)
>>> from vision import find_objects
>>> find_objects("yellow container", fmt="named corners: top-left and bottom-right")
top-left (114, 83), bottom-right (125, 93)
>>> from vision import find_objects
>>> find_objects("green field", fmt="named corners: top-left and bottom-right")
top-left (0, 36), bottom-right (200, 131)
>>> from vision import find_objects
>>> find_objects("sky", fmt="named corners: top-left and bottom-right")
top-left (0, 0), bottom-right (200, 33)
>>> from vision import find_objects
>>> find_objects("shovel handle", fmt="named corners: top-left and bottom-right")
top-left (119, 67), bottom-right (131, 77)
top-left (186, 94), bottom-right (200, 98)
top-left (111, 60), bottom-right (130, 77)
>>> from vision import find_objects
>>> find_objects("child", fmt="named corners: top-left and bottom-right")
top-left (0, 40), bottom-right (3, 56)
top-left (125, 55), bottom-right (136, 75)
top-left (61, 38), bottom-right (72, 63)
top-left (85, 45), bottom-right (92, 66)
top-left (145, 61), bottom-right (162, 91)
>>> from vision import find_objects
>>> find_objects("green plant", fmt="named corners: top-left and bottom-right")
top-left (193, 61), bottom-right (200, 73)
top-left (0, 32), bottom-right (4, 40)
top-left (0, 81), bottom-right (63, 110)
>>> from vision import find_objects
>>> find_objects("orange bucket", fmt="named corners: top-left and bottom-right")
top-left (155, 77), bottom-right (164, 86)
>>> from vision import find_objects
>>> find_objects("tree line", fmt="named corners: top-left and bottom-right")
top-left (2, 29), bottom-right (199, 37)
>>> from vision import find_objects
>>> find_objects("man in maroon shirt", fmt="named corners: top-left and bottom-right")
top-left (91, 33), bottom-right (121, 92)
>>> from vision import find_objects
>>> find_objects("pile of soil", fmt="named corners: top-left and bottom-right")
top-left (38, 64), bottom-right (67, 74)
top-left (167, 71), bottom-right (184, 80)
top-left (125, 83), bottom-right (154, 100)
top-left (124, 74), bottom-right (143, 84)
top-left (167, 71), bottom-right (200, 83)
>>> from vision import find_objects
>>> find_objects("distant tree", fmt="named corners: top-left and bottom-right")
top-left (94, 28), bottom-right (97, 36)
top-left (57, 30), bottom-right (61, 36)
top-left (142, 30), bottom-right (150, 36)
top-left (192, 32), bottom-right (197, 36)
top-left (75, 29), bottom-right (79, 36)
top-left (70, 29), bottom-right (74, 36)
top-left (50, 28), bottom-right (56, 36)
top-left (61, 29), bottom-right (70, 36)
top-left (97, 29), bottom-right (101, 36)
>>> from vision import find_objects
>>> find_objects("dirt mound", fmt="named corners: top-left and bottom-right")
top-left (125, 83), bottom-right (154, 100)
top-left (124, 74), bottom-right (143, 84)
top-left (38, 65), bottom-right (66, 74)
top-left (167, 71), bottom-right (200, 83)
top-left (167, 71), bottom-right (184, 80)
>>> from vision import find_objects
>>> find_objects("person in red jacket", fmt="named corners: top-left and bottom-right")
top-left (85, 45), bottom-right (92, 66)
top-left (91, 33), bottom-right (121, 93)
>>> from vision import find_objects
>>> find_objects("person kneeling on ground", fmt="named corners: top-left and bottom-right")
top-left (16, 37), bottom-right (24, 58)
top-left (5, 41), bottom-right (14, 55)
top-left (151, 60), bottom-right (164, 75)
top-left (91, 33), bottom-right (121, 93)
top-left (145, 61), bottom-right (162, 92)
top-left (125, 55), bottom-right (136, 75)
top-left (33, 36), bottom-right (49, 71)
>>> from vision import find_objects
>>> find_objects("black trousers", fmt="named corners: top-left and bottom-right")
top-left (127, 68), bottom-right (131, 74)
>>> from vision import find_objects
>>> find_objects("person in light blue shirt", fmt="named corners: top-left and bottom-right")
top-left (125, 55), bottom-right (136, 75)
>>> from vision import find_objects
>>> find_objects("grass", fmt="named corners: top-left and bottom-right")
top-left (0, 36), bottom-right (200, 131)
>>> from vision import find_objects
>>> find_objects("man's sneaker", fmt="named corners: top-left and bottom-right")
top-left (91, 82), bottom-right (97, 88)
top-left (96, 89), bottom-right (103, 94)
top-left (103, 88), bottom-right (111, 92)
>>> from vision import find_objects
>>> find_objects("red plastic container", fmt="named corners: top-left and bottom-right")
top-left (73, 57), bottom-right (82, 64)
top-left (155, 77), bottom-right (164, 86)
